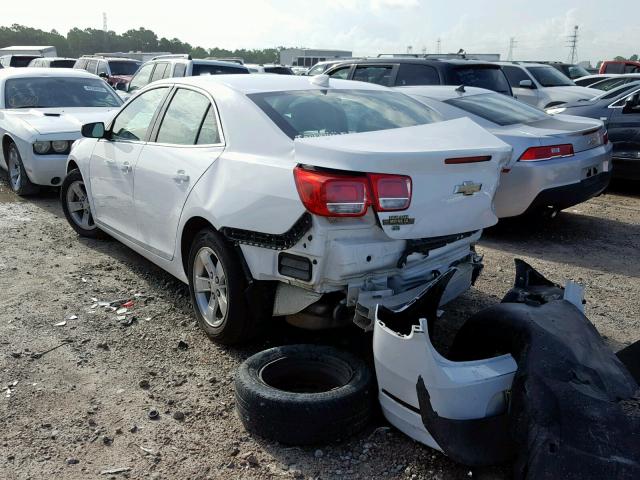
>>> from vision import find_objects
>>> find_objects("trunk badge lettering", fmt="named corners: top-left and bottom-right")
top-left (454, 181), bottom-right (482, 196)
top-left (382, 215), bottom-right (415, 226)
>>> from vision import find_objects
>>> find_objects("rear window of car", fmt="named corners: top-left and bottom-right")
top-left (396, 64), bottom-right (440, 86)
top-left (192, 64), bottom-right (249, 76)
top-left (444, 92), bottom-right (548, 126)
top-left (567, 65), bottom-right (590, 79)
top-left (51, 60), bottom-right (76, 68)
top-left (108, 61), bottom-right (141, 76)
top-left (447, 67), bottom-right (512, 95)
top-left (4, 76), bottom-right (123, 108)
top-left (264, 66), bottom-right (293, 75)
top-left (526, 66), bottom-right (574, 87)
top-left (11, 56), bottom-right (38, 67)
top-left (249, 89), bottom-right (441, 139)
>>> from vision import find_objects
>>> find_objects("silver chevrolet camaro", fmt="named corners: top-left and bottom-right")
top-left (399, 85), bottom-right (613, 218)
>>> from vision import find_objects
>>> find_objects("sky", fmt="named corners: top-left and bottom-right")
top-left (4, 0), bottom-right (639, 65)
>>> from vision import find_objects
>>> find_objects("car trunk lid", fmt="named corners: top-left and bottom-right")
top-left (294, 118), bottom-right (512, 239)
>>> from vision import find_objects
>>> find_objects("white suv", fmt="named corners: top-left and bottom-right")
top-left (60, 75), bottom-right (511, 344)
top-left (498, 62), bottom-right (598, 109)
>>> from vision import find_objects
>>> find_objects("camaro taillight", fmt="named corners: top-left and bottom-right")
top-left (293, 166), bottom-right (411, 217)
top-left (519, 144), bottom-right (574, 161)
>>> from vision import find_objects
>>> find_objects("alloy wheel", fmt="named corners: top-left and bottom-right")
top-left (193, 247), bottom-right (228, 328)
top-left (65, 180), bottom-right (96, 231)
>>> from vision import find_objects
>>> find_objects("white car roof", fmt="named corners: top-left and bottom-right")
top-left (0, 67), bottom-right (98, 80)
top-left (151, 73), bottom-right (389, 95)
top-left (395, 85), bottom-right (494, 101)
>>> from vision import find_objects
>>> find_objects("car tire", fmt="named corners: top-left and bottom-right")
top-left (60, 169), bottom-right (103, 238)
top-left (188, 228), bottom-right (263, 345)
top-left (235, 345), bottom-right (374, 445)
top-left (5, 142), bottom-right (39, 196)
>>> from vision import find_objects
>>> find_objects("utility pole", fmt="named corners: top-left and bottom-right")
top-left (567, 25), bottom-right (579, 64)
top-left (507, 37), bottom-right (517, 61)
top-left (102, 12), bottom-right (108, 32)
top-left (436, 38), bottom-right (442, 55)
top-left (407, 46), bottom-right (413, 54)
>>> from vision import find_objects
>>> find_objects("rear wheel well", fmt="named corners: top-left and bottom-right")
top-left (181, 217), bottom-right (216, 276)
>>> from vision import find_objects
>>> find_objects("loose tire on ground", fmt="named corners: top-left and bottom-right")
top-left (235, 344), bottom-right (374, 445)
top-left (60, 169), bottom-right (103, 238)
top-left (6, 142), bottom-right (39, 196)
top-left (188, 228), bottom-right (265, 345)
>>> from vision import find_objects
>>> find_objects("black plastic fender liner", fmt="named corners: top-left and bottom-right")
top-left (449, 299), bottom-right (640, 480)
top-left (415, 376), bottom-right (515, 467)
top-left (617, 340), bottom-right (640, 385)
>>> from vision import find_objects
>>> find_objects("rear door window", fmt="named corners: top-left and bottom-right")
top-left (156, 88), bottom-right (212, 145)
top-left (86, 60), bottom-right (98, 74)
top-left (353, 65), bottom-right (395, 87)
top-left (449, 67), bottom-right (512, 95)
top-left (395, 64), bottom-right (440, 86)
top-left (173, 63), bottom-right (187, 77)
top-left (192, 64), bottom-right (248, 75)
top-left (150, 63), bottom-right (170, 82)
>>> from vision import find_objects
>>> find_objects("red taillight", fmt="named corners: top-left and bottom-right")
top-left (293, 166), bottom-right (412, 217)
top-left (368, 173), bottom-right (411, 211)
top-left (519, 144), bottom-right (574, 161)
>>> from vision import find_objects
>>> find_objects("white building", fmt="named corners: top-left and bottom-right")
top-left (280, 48), bottom-right (353, 67)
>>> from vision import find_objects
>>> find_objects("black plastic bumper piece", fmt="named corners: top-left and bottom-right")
top-left (612, 156), bottom-right (640, 181)
top-left (524, 171), bottom-right (611, 214)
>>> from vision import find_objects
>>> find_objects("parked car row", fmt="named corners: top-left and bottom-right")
top-left (0, 65), bottom-right (631, 346)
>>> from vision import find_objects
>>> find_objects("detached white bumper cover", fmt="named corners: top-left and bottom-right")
top-left (373, 271), bottom-right (517, 462)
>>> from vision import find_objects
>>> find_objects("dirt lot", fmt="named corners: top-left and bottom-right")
top-left (1, 177), bottom-right (638, 480)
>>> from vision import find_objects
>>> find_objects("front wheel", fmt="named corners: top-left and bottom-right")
top-left (60, 169), bottom-right (102, 238)
top-left (188, 228), bottom-right (265, 345)
top-left (6, 142), bottom-right (39, 196)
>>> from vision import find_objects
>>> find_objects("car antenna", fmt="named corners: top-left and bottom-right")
top-left (455, 85), bottom-right (466, 93)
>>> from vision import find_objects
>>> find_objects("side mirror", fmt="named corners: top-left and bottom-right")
top-left (519, 79), bottom-right (535, 89)
top-left (98, 72), bottom-right (108, 79)
top-left (81, 122), bottom-right (106, 139)
top-left (623, 93), bottom-right (640, 114)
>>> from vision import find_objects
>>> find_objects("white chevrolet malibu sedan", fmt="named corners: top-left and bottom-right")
top-left (61, 74), bottom-right (512, 344)
top-left (0, 68), bottom-right (123, 195)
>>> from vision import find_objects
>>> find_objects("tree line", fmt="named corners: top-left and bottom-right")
top-left (0, 24), bottom-right (283, 64)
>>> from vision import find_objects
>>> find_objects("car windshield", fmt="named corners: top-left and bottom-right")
top-left (108, 61), bottom-right (141, 76)
top-left (527, 66), bottom-right (574, 87)
top-left (443, 92), bottom-right (548, 126)
top-left (192, 64), bottom-right (249, 76)
top-left (448, 67), bottom-right (512, 95)
top-left (567, 65), bottom-right (590, 79)
top-left (250, 89), bottom-right (441, 139)
top-left (4, 77), bottom-right (123, 108)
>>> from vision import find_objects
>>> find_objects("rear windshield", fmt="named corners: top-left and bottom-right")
top-left (51, 60), bottom-right (76, 68)
top-left (447, 67), bottom-right (512, 95)
top-left (527, 66), bottom-right (574, 87)
top-left (264, 66), bottom-right (294, 75)
top-left (4, 77), bottom-right (123, 108)
top-left (108, 61), bottom-right (141, 76)
top-left (192, 64), bottom-right (249, 76)
top-left (250, 89), bottom-right (441, 139)
top-left (11, 56), bottom-right (39, 67)
top-left (444, 92), bottom-right (548, 126)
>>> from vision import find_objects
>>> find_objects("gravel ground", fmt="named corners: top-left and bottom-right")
top-left (1, 177), bottom-right (638, 480)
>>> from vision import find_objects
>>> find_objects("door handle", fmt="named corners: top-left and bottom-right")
top-left (173, 170), bottom-right (190, 183)
top-left (121, 161), bottom-right (132, 173)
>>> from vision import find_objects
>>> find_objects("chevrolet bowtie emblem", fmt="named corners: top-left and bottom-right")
top-left (454, 181), bottom-right (482, 196)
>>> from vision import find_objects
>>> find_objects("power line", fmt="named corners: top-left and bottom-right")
top-left (507, 37), bottom-right (517, 61)
top-left (567, 25), bottom-right (578, 64)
